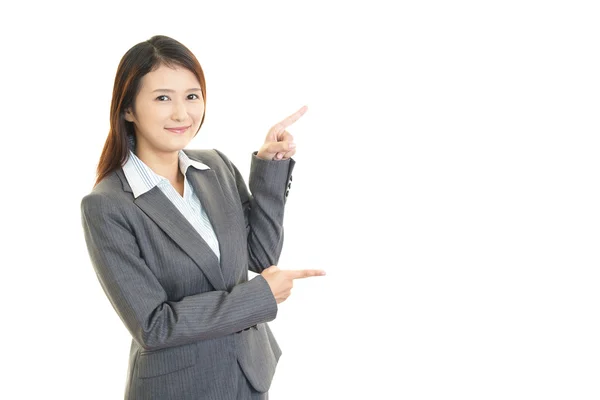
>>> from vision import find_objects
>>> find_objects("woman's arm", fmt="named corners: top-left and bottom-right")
top-left (81, 193), bottom-right (278, 351)
top-left (214, 149), bottom-right (295, 274)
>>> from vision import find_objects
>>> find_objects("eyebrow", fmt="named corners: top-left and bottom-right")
top-left (151, 88), bottom-right (202, 93)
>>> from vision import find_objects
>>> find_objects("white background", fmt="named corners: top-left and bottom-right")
top-left (1, 1), bottom-right (599, 399)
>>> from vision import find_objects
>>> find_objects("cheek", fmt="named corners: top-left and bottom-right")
top-left (191, 105), bottom-right (205, 123)
top-left (136, 104), bottom-right (162, 127)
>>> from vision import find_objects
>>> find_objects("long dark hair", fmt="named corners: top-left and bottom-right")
top-left (95, 35), bottom-right (207, 186)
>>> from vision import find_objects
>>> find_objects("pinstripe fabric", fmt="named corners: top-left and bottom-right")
top-left (81, 149), bottom-right (294, 399)
top-left (122, 150), bottom-right (221, 260)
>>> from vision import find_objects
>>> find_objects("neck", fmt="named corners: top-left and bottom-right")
top-left (135, 147), bottom-right (183, 184)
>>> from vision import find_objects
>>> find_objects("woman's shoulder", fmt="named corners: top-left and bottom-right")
top-left (81, 170), bottom-right (131, 214)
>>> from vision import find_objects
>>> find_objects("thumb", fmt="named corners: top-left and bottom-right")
top-left (262, 265), bottom-right (280, 275)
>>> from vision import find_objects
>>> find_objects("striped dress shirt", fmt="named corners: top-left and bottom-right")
top-left (122, 150), bottom-right (221, 260)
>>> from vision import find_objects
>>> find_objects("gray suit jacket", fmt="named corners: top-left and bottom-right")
top-left (81, 149), bottom-right (295, 399)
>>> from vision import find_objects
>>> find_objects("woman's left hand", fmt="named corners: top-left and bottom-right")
top-left (256, 105), bottom-right (307, 161)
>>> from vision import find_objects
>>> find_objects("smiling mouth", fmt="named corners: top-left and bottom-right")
top-left (165, 126), bottom-right (190, 134)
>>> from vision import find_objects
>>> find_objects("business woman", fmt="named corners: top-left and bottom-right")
top-left (80, 35), bottom-right (325, 400)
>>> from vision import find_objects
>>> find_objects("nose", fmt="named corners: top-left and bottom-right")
top-left (171, 100), bottom-right (187, 122)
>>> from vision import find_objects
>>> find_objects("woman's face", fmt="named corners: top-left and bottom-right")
top-left (125, 64), bottom-right (204, 156)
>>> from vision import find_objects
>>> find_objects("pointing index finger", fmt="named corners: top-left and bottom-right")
top-left (286, 269), bottom-right (326, 279)
top-left (273, 105), bottom-right (308, 132)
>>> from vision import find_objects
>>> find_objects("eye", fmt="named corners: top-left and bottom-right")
top-left (156, 95), bottom-right (170, 101)
top-left (188, 93), bottom-right (200, 100)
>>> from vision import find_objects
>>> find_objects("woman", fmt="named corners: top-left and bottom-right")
top-left (81, 35), bottom-right (325, 400)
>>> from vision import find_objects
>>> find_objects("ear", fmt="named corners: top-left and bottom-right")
top-left (124, 108), bottom-right (135, 122)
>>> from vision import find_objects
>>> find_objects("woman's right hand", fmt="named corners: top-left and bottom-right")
top-left (261, 265), bottom-right (326, 304)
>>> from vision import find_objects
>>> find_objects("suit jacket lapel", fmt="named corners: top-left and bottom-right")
top-left (116, 169), bottom-right (227, 291)
top-left (186, 168), bottom-right (238, 288)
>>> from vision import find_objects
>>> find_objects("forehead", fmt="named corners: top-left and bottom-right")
top-left (140, 64), bottom-right (200, 90)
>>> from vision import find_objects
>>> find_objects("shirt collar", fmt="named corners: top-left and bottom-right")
top-left (122, 150), bottom-right (210, 198)
top-left (178, 149), bottom-right (211, 175)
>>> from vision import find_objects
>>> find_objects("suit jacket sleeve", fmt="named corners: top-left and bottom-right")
top-left (81, 193), bottom-right (278, 351)
top-left (214, 149), bottom-right (295, 273)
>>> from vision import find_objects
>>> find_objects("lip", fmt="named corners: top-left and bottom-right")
top-left (165, 125), bottom-right (191, 134)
